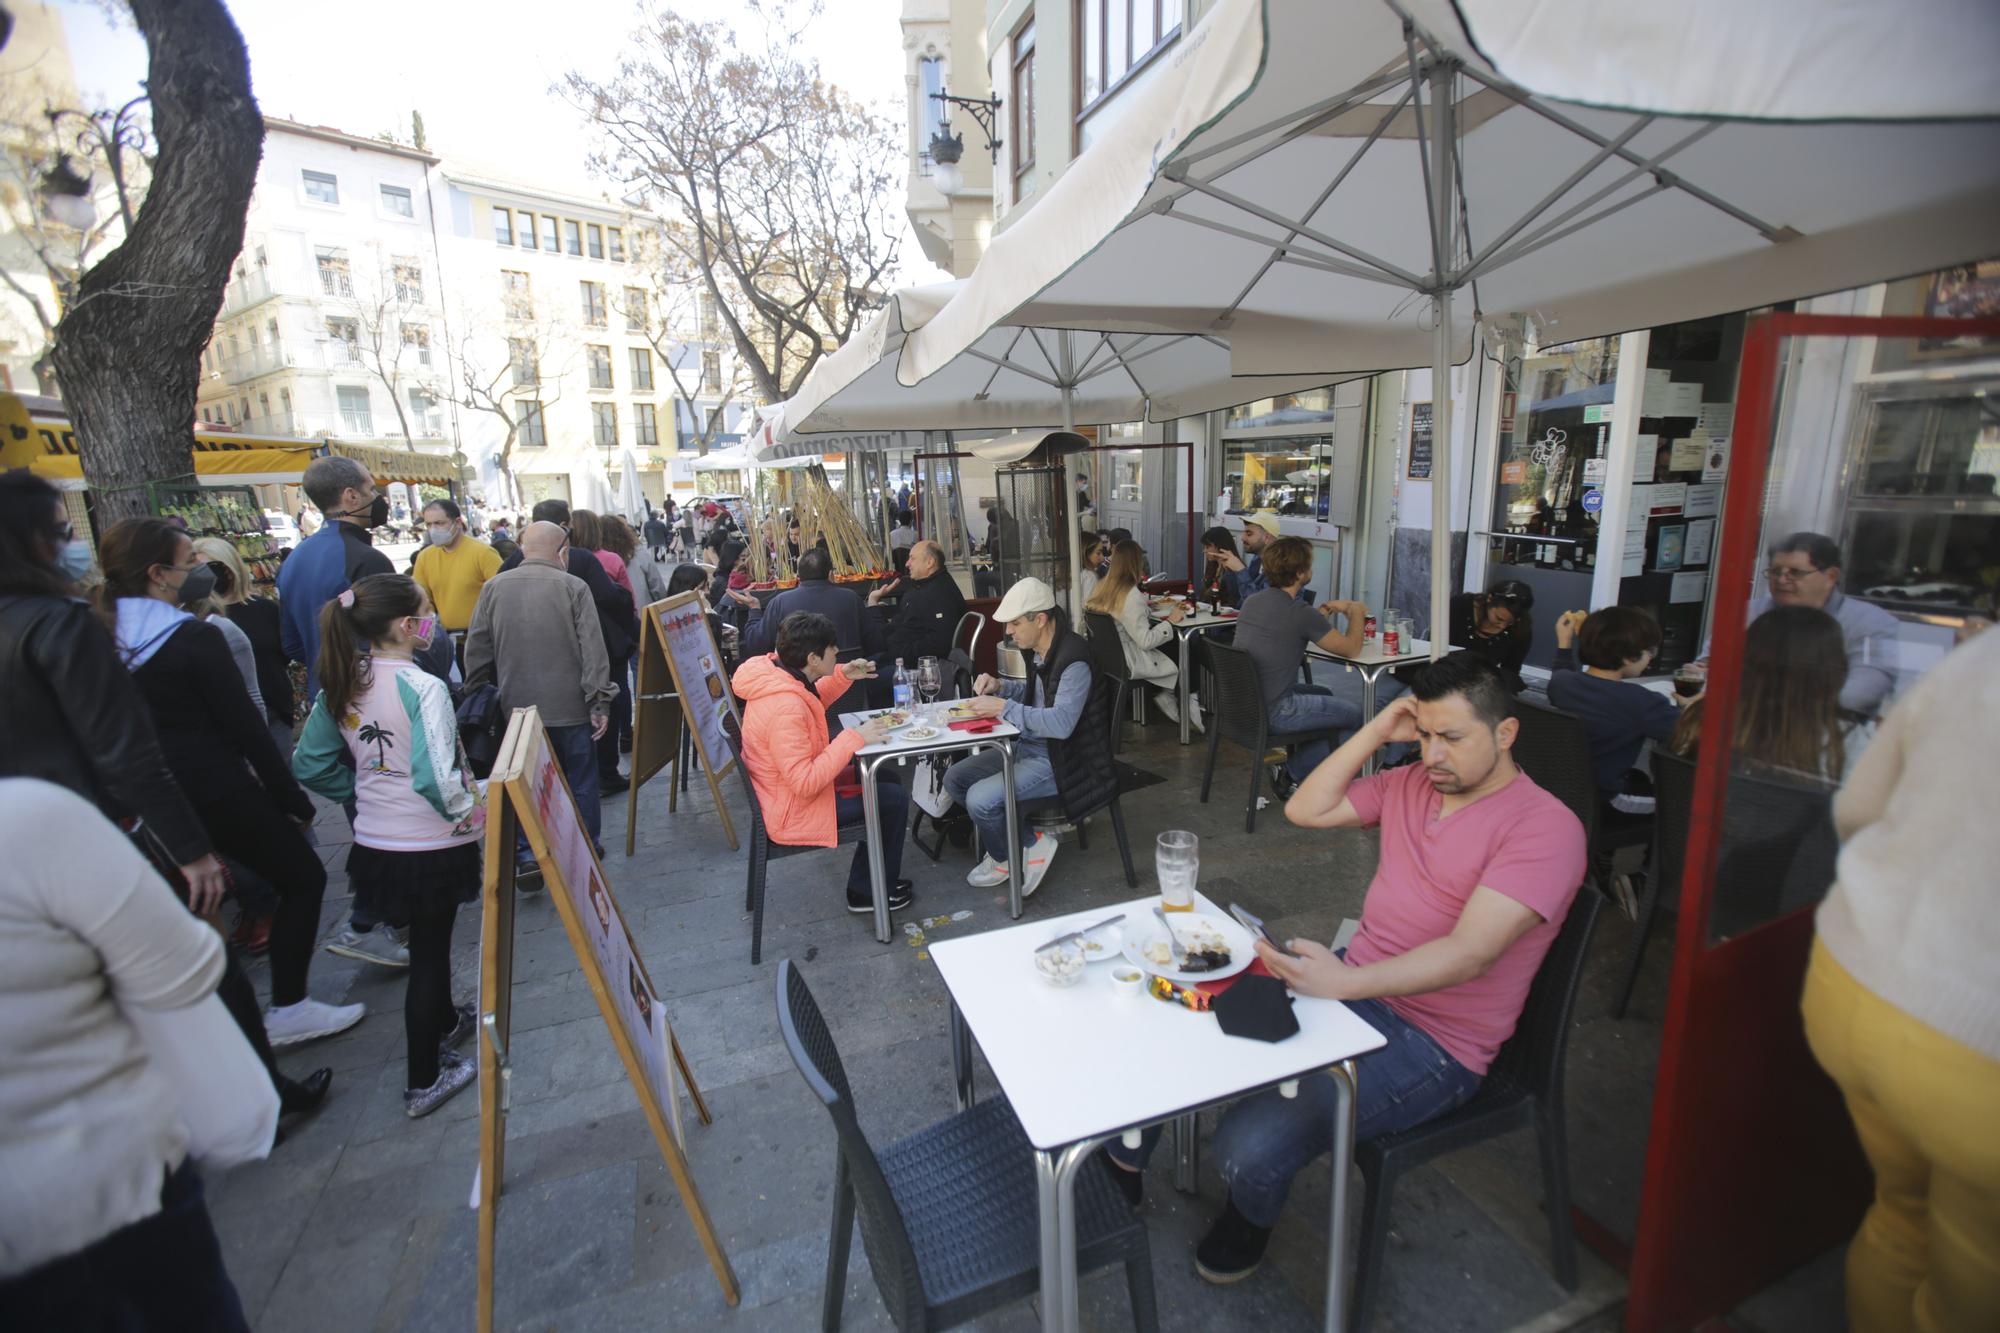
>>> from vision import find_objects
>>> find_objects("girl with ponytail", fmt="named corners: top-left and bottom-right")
top-left (293, 574), bottom-right (485, 1118)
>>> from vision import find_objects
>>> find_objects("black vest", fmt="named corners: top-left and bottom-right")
top-left (1026, 624), bottom-right (1117, 816)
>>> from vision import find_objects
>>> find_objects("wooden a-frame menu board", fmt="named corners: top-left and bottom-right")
top-left (476, 706), bottom-right (738, 1330)
top-left (626, 590), bottom-right (739, 856)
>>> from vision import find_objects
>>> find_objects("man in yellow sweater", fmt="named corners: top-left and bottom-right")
top-left (412, 498), bottom-right (501, 661)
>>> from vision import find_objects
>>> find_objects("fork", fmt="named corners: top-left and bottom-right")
top-left (1153, 907), bottom-right (1188, 965)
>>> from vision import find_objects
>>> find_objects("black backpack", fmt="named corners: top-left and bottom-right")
top-left (455, 682), bottom-right (505, 779)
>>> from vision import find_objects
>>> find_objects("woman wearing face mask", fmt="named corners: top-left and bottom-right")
top-left (97, 518), bottom-right (364, 1050)
top-left (293, 575), bottom-right (484, 1118)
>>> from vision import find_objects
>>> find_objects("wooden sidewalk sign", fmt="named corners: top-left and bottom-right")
top-left (625, 591), bottom-right (739, 856)
top-left (477, 706), bottom-right (738, 1331)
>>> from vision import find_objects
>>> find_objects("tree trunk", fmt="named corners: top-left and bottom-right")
top-left (48, 0), bottom-right (262, 527)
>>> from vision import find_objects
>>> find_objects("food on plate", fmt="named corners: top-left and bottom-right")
top-left (874, 709), bottom-right (911, 727)
top-left (946, 702), bottom-right (979, 720)
top-left (901, 726), bottom-right (939, 740)
top-left (1143, 940), bottom-right (1174, 966)
top-left (1141, 920), bottom-right (1233, 973)
top-left (1079, 936), bottom-right (1108, 956)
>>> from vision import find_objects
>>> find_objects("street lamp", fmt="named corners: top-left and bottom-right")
top-left (926, 89), bottom-right (1001, 198)
top-left (38, 154), bottom-right (96, 230)
top-left (41, 96), bottom-right (150, 233)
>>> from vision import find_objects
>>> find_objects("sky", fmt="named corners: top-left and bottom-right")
top-left (51, 0), bottom-right (953, 283)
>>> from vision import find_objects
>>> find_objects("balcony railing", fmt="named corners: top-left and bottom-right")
top-left (318, 269), bottom-right (355, 299)
top-left (221, 267), bottom-right (278, 316)
top-left (220, 342), bottom-right (302, 384)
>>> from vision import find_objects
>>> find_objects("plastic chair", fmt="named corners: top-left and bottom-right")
top-left (1506, 699), bottom-right (1601, 849)
top-left (776, 961), bottom-right (1159, 1332)
top-left (1082, 610), bottom-right (1140, 752)
top-left (722, 711), bottom-right (867, 965)
top-left (1352, 886), bottom-right (1607, 1330)
top-left (1197, 639), bottom-right (1348, 833)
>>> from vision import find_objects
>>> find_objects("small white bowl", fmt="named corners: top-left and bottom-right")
top-left (1109, 965), bottom-right (1146, 998)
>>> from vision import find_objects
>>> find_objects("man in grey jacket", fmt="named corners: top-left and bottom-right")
top-left (465, 522), bottom-right (616, 844)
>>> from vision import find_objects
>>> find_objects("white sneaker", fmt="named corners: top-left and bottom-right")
top-left (1022, 834), bottom-right (1059, 898)
top-left (966, 854), bottom-right (1010, 888)
top-left (324, 924), bottom-right (410, 968)
top-left (265, 997), bottom-right (367, 1047)
top-left (1155, 691), bottom-right (1182, 724)
top-left (1187, 693), bottom-right (1207, 735)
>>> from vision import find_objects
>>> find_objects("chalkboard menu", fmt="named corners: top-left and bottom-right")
top-left (1406, 401), bottom-right (1434, 480)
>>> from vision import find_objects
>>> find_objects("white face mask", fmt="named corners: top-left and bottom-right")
top-left (426, 525), bottom-right (455, 546)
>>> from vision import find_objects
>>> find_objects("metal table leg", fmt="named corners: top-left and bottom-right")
top-left (1176, 625), bottom-right (1196, 745)
top-left (1323, 1059), bottom-right (1359, 1333)
top-left (1035, 1139), bottom-right (1102, 1333)
top-left (1359, 666), bottom-right (1387, 776)
top-left (1000, 739), bottom-right (1023, 919)
top-left (1173, 1111), bottom-right (1200, 1193)
top-left (948, 998), bottom-right (975, 1110)
top-left (858, 753), bottom-right (893, 944)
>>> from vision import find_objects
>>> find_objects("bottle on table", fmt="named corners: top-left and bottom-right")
top-left (892, 658), bottom-right (913, 709)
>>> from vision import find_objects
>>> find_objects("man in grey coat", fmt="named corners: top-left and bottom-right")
top-left (465, 521), bottom-right (616, 843)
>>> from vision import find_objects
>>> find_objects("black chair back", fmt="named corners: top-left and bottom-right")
top-left (1082, 611), bottom-right (1135, 686)
top-left (1050, 675), bottom-right (1124, 821)
top-left (720, 711), bottom-right (765, 831)
top-left (1653, 748), bottom-right (1837, 942)
top-left (1485, 887), bottom-right (1605, 1104)
top-left (1198, 639), bottom-right (1272, 746)
top-left (776, 962), bottom-right (927, 1325)
top-left (1509, 699), bottom-right (1600, 848)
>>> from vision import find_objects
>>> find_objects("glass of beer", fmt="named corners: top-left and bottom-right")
top-left (1156, 830), bottom-right (1198, 912)
top-left (1674, 663), bottom-right (1706, 700)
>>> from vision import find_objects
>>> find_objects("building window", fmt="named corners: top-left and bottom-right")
top-left (580, 280), bottom-right (607, 327)
top-left (493, 207), bottom-right (514, 246)
top-left (408, 386), bottom-right (440, 434)
top-left (258, 391), bottom-right (271, 419)
top-left (336, 385), bottom-right (373, 434)
top-left (633, 403), bottom-right (659, 447)
top-left (302, 169), bottom-right (339, 204)
top-left (919, 57), bottom-right (946, 149)
top-left (278, 387), bottom-right (293, 426)
top-left (1078, 0), bottom-right (1184, 119)
top-left (1012, 20), bottom-right (1037, 179)
top-left (608, 228), bottom-right (625, 262)
top-left (586, 344), bottom-right (613, 390)
top-left (701, 349), bottom-right (721, 394)
top-left (562, 219), bottom-right (582, 256)
top-left (587, 224), bottom-right (604, 259)
top-left (392, 259), bottom-right (424, 304)
top-left (519, 399), bottom-right (546, 446)
top-left (402, 323), bottom-right (432, 366)
top-left (265, 317), bottom-right (280, 347)
top-left (501, 270), bottom-right (533, 319)
top-left (519, 211), bottom-right (537, 249)
top-left (592, 401), bottom-right (618, 446)
top-left (324, 316), bottom-right (360, 362)
top-left (629, 346), bottom-right (654, 391)
top-left (623, 287), bottom-right (648, 331)
top-left (316, 247), bottom-right (353, 298)
top-left (380, 183), bottom-right (414, 217)
top-left (541, 215), bottom-right (559, 252)
top-left (509, 338), bottom-right (539, 386)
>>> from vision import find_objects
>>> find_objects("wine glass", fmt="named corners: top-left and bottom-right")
top-left (916, 656), bottom-right (943, 713)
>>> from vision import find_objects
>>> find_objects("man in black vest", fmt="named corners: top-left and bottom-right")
top-left (945, 577), bottom-right (1104, 897)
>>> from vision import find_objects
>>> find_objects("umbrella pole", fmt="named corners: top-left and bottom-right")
top-left (1061, 335), bottom-right (1083, 623)
top-left (1427, 59), bottom-right (1457, 663)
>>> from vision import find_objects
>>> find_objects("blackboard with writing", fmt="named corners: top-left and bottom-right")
top-left (1407, 401), bottom-right (1434, 480)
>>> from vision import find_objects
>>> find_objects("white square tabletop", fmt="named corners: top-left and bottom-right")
top-left (837, 709), bottom-right (1021, 757)
top-left (929, 891), bottom-right (1387, 1150)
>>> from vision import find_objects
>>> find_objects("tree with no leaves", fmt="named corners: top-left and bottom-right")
top-left (562, 3), bottom-right (900, 405)
top-left (455, 299), bottom-right (573, 507)
top-left (611, 244), bottom-right (750, 456)
top-left (46, 0), bottom-right (263, 526)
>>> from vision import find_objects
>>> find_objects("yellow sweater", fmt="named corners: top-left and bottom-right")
top-left (413, 537), bottom-right (502, 630)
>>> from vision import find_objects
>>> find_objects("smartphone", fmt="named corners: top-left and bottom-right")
top-left (1229, 903), bottom-right (1297, 958)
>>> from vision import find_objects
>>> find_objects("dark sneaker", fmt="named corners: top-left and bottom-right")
top-left (1269, 765), bottom-right (1299, 801)
top-left (599, 773), bottom-right (630, 796)
top-left (846, 879), bottom-right (914, 914)
top-left (1195, 1199), bottom-right (1273, 1285)
top-left (278, 1067), bottom-right (333, 1118)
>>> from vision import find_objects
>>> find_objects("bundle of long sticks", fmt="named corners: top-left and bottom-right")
top-left (800, 464), bottom-right (884, 575)
top-left (745, 498), bottom-right (770, 583)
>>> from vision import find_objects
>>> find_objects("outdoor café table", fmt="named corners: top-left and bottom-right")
top-left (837, 710), bottom-right (1025, 943)
top-left (1305, 636), bottom-right (1451, 774)
top-left (929, 891), bottom-right (1387, 1332)
top-left (1144, 602), bottom-right (1242, 744)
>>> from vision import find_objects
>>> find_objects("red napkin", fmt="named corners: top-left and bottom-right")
top-left (834, 760), bottom-right (862, 798)
top-left (1193, 957), bottom-right (1275, 1000)
top-left (948, 717), bottom-right (1000, 734)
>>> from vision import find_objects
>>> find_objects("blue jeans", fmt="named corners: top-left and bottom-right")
top-left (834, 774), bottom-right (909, 894)
top-left (1109, 994), bottom-right (1480, 1227)
top-left (1268, 684), bottom-right (1363, 781)
top-left (547, 721), bottom-right (603, 848)
top-left (942, 747), bottom-right (1058, 861)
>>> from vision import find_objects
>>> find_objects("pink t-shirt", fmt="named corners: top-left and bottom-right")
top-left (1343, 764), bottom-right (1587, 1074)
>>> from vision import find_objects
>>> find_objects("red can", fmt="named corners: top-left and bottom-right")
top-left (1364, 615), bottom-right (1378, 640)
top-left (1383, 628), bottom-right (1400, 656)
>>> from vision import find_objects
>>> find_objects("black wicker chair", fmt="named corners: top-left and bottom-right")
top-left (723, 711), bottom-right (868, 965)
top-left (1197, 638), bottom-right (1348, 833)
top-left (776, 961), bottom-right (1159, 1331)
top-left (1082, 610), bottom-right (1140, 753)
top-left (1352, 885), bottom-right (1606, 1329)
top-left (1020, 674), bottom-right (1141, 887)
top-left (1507, 698), bottom-right (1601, 849)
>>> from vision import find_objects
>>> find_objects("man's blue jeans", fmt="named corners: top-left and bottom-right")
top-left (942, 747), bottom-right (1058, 861)
top-left (547, 722), bottom-right (603, 847)
top-left (1268, 684), bottom-right (1363, 781)
top-left (1109, 995), bottom-right (1480, 1227)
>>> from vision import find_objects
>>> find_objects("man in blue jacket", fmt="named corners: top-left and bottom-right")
top-left (278, 456), bottom-right (393, 702)
top-left (736, 547), bottom-right (886, 662)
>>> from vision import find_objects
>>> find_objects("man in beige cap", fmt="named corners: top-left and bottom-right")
top-left (944, 576), bottom-right (1103, 897)
top-left (1214, 512), bottom-right (1282, 602)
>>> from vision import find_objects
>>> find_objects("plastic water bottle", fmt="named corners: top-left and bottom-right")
top-left (892, 658), bottom-right (913, 709)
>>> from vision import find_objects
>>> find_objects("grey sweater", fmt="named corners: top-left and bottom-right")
top-left (464, 557), bottom-right (615, 728)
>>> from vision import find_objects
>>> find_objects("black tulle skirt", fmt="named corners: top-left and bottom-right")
top-left (346, 841), bottom-right (482, 923)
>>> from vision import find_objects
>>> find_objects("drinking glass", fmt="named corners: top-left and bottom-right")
top-left (1673, 663), bottom-right (1706, 700)
top-left (1156, 830), bottom-right (1199, 912)
top-left (917, 656), bottom-right (942, 707)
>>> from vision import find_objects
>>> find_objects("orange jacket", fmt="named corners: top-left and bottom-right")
top-left (730, 653), bottom-right (862, 847)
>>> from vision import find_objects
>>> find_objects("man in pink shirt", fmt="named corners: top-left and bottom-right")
top-left (1105, 654), bottom-right (1586, 1283)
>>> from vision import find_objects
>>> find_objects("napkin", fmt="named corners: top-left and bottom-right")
top-left (948, 717), bottom-right (1000, 734)
top-left (1210, 974), bottom-right (1299, 1042)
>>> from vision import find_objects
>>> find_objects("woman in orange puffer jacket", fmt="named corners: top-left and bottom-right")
top-left (730, 611), bottom-right (913, 915)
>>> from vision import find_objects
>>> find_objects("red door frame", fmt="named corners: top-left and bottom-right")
top-left (1622, 311), bottom-right (2000, 1330)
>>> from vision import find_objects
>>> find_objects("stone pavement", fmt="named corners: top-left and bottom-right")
top-left (212, 667), bottom-right (1840, 1331)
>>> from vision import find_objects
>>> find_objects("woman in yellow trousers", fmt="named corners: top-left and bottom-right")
top-left (1801, 626), bottom-right (1999, 1333)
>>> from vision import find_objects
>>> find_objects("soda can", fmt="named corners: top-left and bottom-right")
top-left (1364, 615), bottom-right (1378, 640)
top-left (1383, 627), bottom-right (1400, 656)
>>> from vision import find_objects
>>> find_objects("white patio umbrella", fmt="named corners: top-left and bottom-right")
top-left (613, 447), bottom-right (647, 525)
top-left (789, 280), bottom-right (1359, 615)
top-left (570, 460), bottom-right (618, 517)
top-left (901, 0), bottom-right (2000, 650)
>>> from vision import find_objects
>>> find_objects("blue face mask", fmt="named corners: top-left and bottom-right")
top-left (55, 538), bottom-right (94, 583)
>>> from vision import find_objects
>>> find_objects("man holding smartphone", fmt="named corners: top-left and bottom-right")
top-left (1105, 655), bottom-right (1586, 1284)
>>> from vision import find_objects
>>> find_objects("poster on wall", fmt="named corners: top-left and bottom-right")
top-left (1622, 522), bottom-right (1648, 577)
top-left (1701, 436), bottom-right (1730, 483)
top-left (1683, 518), bottom-right (1716, 565)
top-left (1406, 401), bottom-right (1434, 480)
top-left (1632, 434), bottom-right (1659, 484)
top-left (1684, 484), bottom-right (1723, 519)
top-left (1656, 523), bottom-right (1687, 572)
top-left (1670, 571), bottom-right (1709, 604)
top-left (1670, 432), bottom-right (1710, 473)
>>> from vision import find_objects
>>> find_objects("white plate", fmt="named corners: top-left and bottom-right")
top-left (1121, 912), bottom-right (1256, 984)
top-left (899, 725), bottom-right (941, 741)
top-left (1073, 920), bottom-right (1124, 963)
